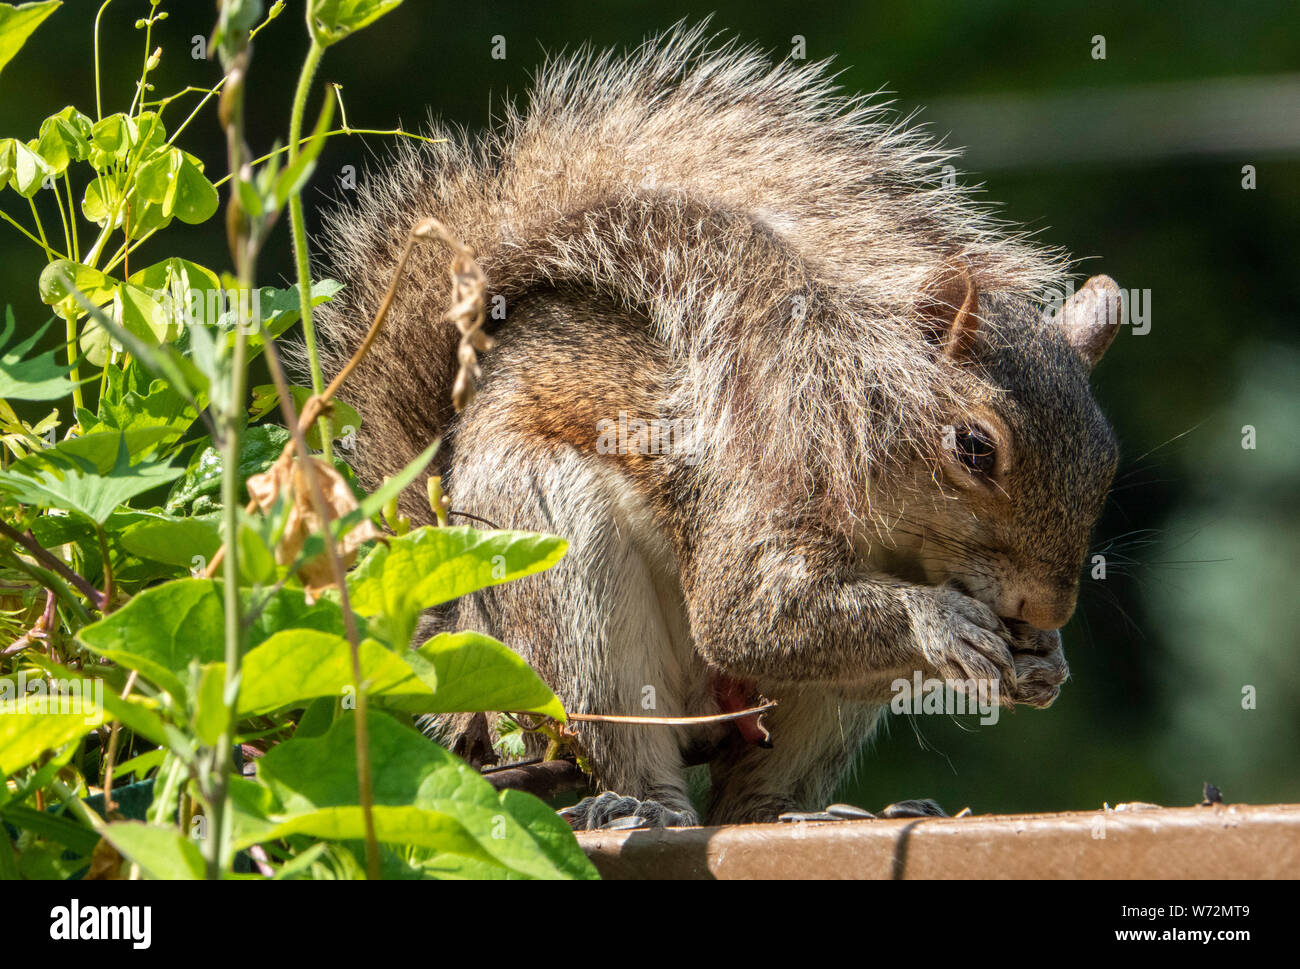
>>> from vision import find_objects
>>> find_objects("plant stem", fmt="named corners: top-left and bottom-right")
top-left (157, 3), bottom-right (281, 151)
top-left (210, 127), bottom-right (438, 189)
top-left (66, 312), bottom-right (85, 413)
top-left (102, 127), bottom-right (439, 276)
top-left (63, 174), bottom-right (80, 262)
top-left (0, 207), bottom-right (59, 252)
top-left (27, 197), bottom-right (54, 261)
top-left (210, 329), bottom-right (248, 880)
top-left (261, 336), bottom-right (381, 880)
top-left (50, 779), bottom-right (107, 835)
top-left (286, 38), bottom-right (332, 461)
top-left (147, 752), bottom-right (184, 826)
top-left (93, 524), bottom-right (113, 607)
top-left (205, 23), bottom-right (258, 880)
top-left (93, 1), bottom-right (116, 121)
top-left (128, 13), bottom-right (155, 117)
top-left (100, 670), bottom-right (138, 815)
top-left (50, 177), bottom-right (72, 259)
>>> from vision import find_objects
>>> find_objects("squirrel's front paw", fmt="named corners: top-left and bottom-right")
top-left (913, 584), bottom-right (1017, 707)
top-left (559, 792), bottom-right (699, 831)
top-left (1006, 623), bottom-right (1069, 707)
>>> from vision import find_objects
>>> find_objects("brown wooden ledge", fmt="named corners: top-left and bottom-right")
top-left (575, 803), bottom-right (1300, 879)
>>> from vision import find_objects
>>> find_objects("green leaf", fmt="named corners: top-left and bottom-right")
top-left (129, 112), bottom-right (168, 159)
top-left (135, 147), bottom-right (218, 224)
top-left (238, 278), bottom-right (344, 351)
top-left (38, 258), bottom-right (116, 309)
top-left (236, 521), bottom-right (277, 586)
top-left (80, 170), bottom-right (123, 226)
top-left (77, 579), bottom-right (350, 703)
top-left (115, 281), bottom-right (179, 345)
top-left (82, 375), bottom-right (197, 452)
top-left (24, 655), bottom-right (170, 750)
top-left (309, 0), bottom-right (403, 46)
top-left (174, 151), bottom-right (218, 223)
top-left (164, 424), bottom-right (287, 515)
top-left (78, 577), bottom-right (222, 700)
top-left (245, 710), bottom-right (596, 879)
top-left (0, 750), bottom-right (68, 810)
top-left (495, 787), bottom-right (602, 880)
top-left (406, 630), bottom-right (564, 719)
top-left (33, 105), bottom-right (92, 173)
top-left (0, 137), bottom-right (50, 196)
top-left (241, 805), bottom-right (500, 868)
top-left (294, 695), bottom-right (335, 739)
top-left (234, 629), bottom-right (432, 716)
top-left (0, 660), bottom-right (168, 781)
top-left (67, 287), bottom-right (207, 403)
top-left (235, 175), bottom-right (263, 218)
top-left (128, 256), bottom-right (221, 296)
top-left (101, 822), bottom-right (205, 880)
top-left (0, 308), bottom-right (88, 401)
top-left (88, 112), bottom-right (132, 166)
top-left (347, 526), bottom-right (567, 647)
top-left (0, 804), bottom-right (98, 856)
top-left (113, 746), bottom-right (166, 781)
top-left (0, 2), bottom-right (60, 78)
top-left (0, 429), bottom-right (183, 524)
top-left (116, 512), bottom-right (221, 570)
top-left (77, 314), bottom-right (114, 367)
top-left (0, 704), bottom-right (105, 775)
top-left (193, 663), bottom-right (227, 747)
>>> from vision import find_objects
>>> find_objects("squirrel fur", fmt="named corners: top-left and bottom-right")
top-left (312, 24), bottom-right (1122, 827)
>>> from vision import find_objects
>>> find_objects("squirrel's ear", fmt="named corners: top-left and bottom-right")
top-left (919, 260), bottom-right (980, 360)
top-left (1056, 275), bottom-right (1122, 368)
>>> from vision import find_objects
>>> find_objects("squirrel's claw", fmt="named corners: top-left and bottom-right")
top-left (560, 792), bottom-right (699, 831)
top-left (779, 799), bottom-right (948, 823)
top-left (878, 798), bottom-right (948, 819)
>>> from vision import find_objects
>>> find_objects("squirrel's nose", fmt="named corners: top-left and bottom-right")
top-left (1015, 586), bottom-right (1078, 630)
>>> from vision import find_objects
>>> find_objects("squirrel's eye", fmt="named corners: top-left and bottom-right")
top-left (954, 426), bottom-right (997, 476)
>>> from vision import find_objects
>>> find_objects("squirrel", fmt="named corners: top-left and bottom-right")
top-left (311, 24), bottom-right (1122, 828)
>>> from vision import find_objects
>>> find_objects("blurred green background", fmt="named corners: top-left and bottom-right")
top-left (1, 0), bottom-right (1297, 814)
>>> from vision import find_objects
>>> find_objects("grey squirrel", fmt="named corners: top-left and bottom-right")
top-left (313, 24), bottom-right (1121, 827)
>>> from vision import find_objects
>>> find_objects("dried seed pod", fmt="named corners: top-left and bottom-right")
top-left (246, 455), bottom-right (381, 601)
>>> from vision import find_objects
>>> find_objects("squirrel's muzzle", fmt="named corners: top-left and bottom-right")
top-left (1004, 582), bottom-right (1079, 630)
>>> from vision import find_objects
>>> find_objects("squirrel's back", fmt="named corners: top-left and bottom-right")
top-left (314, 22), bottom-right (1070, 528)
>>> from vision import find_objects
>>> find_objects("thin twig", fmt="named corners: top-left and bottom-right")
top-left (0, 520), bottom-right (106, 611)
top-left (0, 590), bottom-right (57, 658)
top-left (481, 760), bottom-right (592, 800)
top-left (446, 510), bottom-right (501, 529)
top-left (565, 701), bottom-right (778, 727)
top-left (100, 670), bottom-right (139, 815)
top-left (299, 217), bottom-right (446, 432)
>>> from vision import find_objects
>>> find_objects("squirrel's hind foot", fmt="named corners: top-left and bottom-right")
top-left (560, 792), bottom-right (700, 831)
top-left (779, 798), bottom-right (949, 822)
